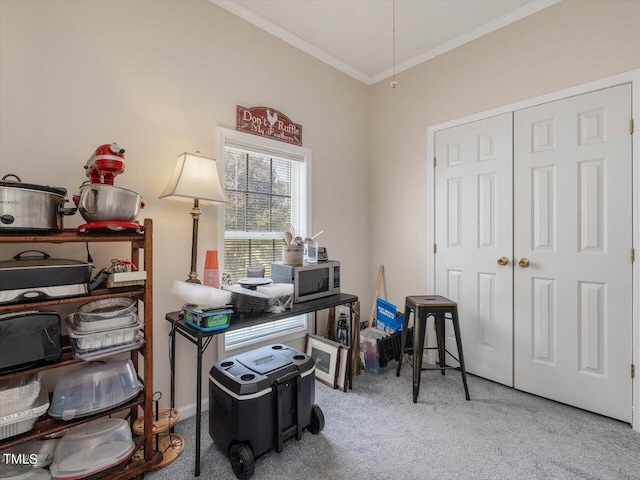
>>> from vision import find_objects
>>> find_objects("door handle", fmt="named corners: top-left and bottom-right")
top-left (518, 258), bottom-right (530, 268)
top-left (497, 256), bottom-right (509, 266)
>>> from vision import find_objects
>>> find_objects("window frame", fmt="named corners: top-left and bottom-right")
top-left (216, 126), bottom-right (313, 358)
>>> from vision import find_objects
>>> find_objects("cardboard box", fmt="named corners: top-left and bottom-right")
top-left (108, 271), bottom-right (147, 283)
top-left (106, 271), bottom-right (147, 289)
top-left (375, 298), bottom-right (404, 333)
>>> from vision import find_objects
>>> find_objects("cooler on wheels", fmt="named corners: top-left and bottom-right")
top-left (209, 344), bottom-right (325, 480)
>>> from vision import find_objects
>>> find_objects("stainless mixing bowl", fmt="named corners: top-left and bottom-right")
top-left (77, 184), bottom-right (142, 223)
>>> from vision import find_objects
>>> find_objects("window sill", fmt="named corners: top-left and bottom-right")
top-left (217, 316), bottom-right (311, 359)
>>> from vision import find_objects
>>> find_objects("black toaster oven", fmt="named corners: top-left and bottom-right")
top-left (0, 311), bottom-right (61, 373)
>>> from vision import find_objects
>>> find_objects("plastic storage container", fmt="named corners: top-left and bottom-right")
top-left (0, 439), bottom-right (59, 468)
top-left (49, 418), bottom-right (134, 480)
top-left (48, 359), bottom-right (140, 421)
top-left (0, 465), bottom-right (52, 479)
top-left (0, 375), bottom-right (40, 417)
top-left (359, 327), bottom-right (387, 374)
top-left (69, 336), bottom-right (144, 362)
top-left (171, 280), bottom-right (231, 308)
top-left (256, 284), bottom-right (294, 313)
top-left (183, 306), bottom-right (232, 331)
top-left (0, 388), bottom-right (49, 440)
top-left (222, 285), bottom-right (268, 315)
top-left (66, 315), bottom-right (142, 350)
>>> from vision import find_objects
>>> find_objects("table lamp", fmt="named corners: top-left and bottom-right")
top-left (160, 151), bottom-right (228, 283)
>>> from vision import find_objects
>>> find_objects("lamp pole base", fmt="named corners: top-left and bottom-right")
top-left (186, 199), bottom-right (202, 285)
top-left (185, 271), bottom-right (201, 284)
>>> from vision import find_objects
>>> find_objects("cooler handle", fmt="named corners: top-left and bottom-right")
top-left (275, 370), bottom-right (300, 385)
top-left (274, 369), bottom-right (303, 452)
top-left (13, 250), bottom-right (51, 260)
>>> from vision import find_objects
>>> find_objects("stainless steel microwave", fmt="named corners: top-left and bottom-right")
top-left (271, 260), bottom-right (340, 303)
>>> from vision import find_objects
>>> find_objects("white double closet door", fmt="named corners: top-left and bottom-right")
top-left (434, 84), bottom-right (633, 422)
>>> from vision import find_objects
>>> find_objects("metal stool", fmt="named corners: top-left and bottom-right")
top-left (396, 295), bottom-right (470, 403)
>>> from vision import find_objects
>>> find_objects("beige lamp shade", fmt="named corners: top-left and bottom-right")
top-left (159, 152), bottom-right (228, 204)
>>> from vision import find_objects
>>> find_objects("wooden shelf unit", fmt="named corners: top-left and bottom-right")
top-left (0, 218), bottom-right (158, 478)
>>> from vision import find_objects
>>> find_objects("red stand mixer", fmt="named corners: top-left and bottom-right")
top-left (74, 143), bottom-right (145, 233)
top-left (85, 142), bottom-right (125, 185)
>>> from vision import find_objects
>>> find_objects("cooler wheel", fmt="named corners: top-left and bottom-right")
top-left (307, 404), bottom-right (325, 434)
top-left (229, 442), bottom-right (255, 480)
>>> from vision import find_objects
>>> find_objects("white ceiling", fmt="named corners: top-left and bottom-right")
top-left (211, 0), bottom-right (560, 85)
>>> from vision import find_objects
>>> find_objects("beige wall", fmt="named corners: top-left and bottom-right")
top-left (368, 0), bottom-right (640, 308)
top-left (0, 0), bottom-right (369, 411)
top-left (1, 0), bottom-right (639, 413)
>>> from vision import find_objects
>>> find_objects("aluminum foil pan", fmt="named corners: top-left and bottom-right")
top-left (67, 312), bottom-right (137, 333)
top-left (0, 374), bottom-right (41, 417)
top-left (77, 297), bottom-right (137, 322)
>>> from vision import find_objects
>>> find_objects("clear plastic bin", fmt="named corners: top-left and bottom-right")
top-left (49, 418), bottom-right (134, 480)
top-left (70, 335), bottom-right (144, 361)
top-left (0, 465), bottom-right (52, 479)
top-left (48, 359), bottom-right (141, 421)
top-left (223, 285), bottom-right (268, 315)
top-left (183, 306), bottom-right (231, 330)
top-left (359, 327), bottom-right (387, 374)
top-left (256, 284), bottom-right (294, 313)
top-left (0, 439), bottom-right (59, 468)
top-left (0, 375), bottom-right (41, 417)
top-left (0, 388), bottom-right (49, 441)
top-left (66, 316), bottom-right (142, 350)
top-left (171, 280), bottom-right (231, 308)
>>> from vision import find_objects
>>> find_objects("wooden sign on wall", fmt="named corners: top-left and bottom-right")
top-left (237, 106), bottom-right (302, 146)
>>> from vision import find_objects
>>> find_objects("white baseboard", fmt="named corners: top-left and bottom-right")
top-left (175, 397), bottom-right (210, 421)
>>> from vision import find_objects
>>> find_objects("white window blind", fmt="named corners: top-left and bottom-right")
top-left (223, 317), bottom-right (308, 349)
top-left (223, 145), bottom-right (307, 349)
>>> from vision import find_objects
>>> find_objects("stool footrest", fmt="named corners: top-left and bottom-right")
top-left (420, 365), bottom-right (461, 371)
top-left (424, 347), bottom-right (461, 361)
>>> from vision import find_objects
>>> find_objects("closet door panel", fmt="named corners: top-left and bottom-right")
top-left (434, 113), bottom-right (513, 386)
top-left (513, 84), bottom-right (632, 422)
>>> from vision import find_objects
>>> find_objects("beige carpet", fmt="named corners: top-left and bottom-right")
top-left (148, 365), bottom-right (640, 480)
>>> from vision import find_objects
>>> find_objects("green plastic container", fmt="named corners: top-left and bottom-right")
top-left (183, 306), bottom-right (232, 330)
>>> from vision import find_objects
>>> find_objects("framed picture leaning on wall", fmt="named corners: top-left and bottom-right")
top-left (336, 345), bottom-right (350, 392)
top-left (305, 334), bottom-right (341, 388)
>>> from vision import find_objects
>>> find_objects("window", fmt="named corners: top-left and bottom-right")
top-left (223, 149), bottom-right (305, 281)
top-left (217, 128), bottom-right (311, 353)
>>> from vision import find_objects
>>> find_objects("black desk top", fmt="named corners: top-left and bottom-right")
top-left (165, 292), bottom-right (359, 338)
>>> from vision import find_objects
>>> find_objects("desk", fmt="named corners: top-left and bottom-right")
top-left (165, 293), bottom-right (359, 477)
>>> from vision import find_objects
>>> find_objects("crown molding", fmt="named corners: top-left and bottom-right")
top-left (211, 0), bottom-right (561, 86)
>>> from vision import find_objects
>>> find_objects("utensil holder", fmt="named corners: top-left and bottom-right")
top-left (283, 245), bottom-right (303, 266)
